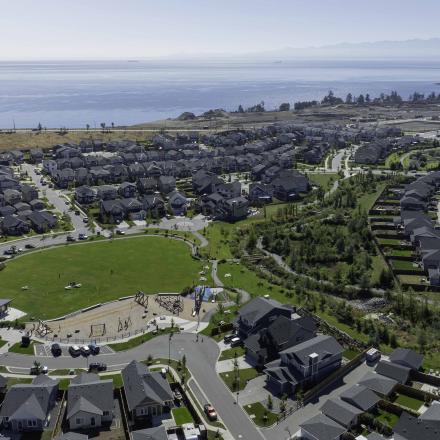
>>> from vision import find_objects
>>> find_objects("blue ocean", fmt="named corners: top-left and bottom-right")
top-left (0, 59), bottom-right (440, 128)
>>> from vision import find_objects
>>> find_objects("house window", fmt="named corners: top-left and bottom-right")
top-left (76, 418), bottom-right (82, 425)
top-left (103, 411), bottom-right (109, 416)
top-left (91, 417), bottom-right (95, 426)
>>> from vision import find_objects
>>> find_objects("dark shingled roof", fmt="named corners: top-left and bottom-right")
top-left (131, 426), bottom-right (168, 440)
top-left (340, 384), bottom-right (380, 411)
top-left (394, 411), bottom-right (440, 440)
top-left (300, 413), bottom-right (346, 440)
top-left (358, 371), bottom-right (397, 396)
top-left (389, 348), bottom-right (424, 371)
top-left (121, 361), bottom-right (173, 412)
top-left (320, 398), bottom-right (362, 427)
top-left (237, 297), bottom-right (291, 326)
top-left (375, 360), bottom-right (411, 384)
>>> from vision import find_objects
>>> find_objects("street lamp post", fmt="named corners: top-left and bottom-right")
top-left (168, 333), bottom-right (173, 372)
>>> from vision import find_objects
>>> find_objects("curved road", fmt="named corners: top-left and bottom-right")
top-left (0, 333), bottom-right (264, 440)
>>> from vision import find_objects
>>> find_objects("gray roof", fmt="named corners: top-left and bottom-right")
top-left (238, 297), bottom-right (291, 326)
top-left (420, 401), bottom-right (440, 424)
top-left (389, 348), bottom-right (424, 371)
top-left (394, 411), bottom-right (440, 440)
top-left (0, 376), bottom-right (58, 422)
top-left (131, 426), bottom-right (168, 440)
top-left (122, 361), bottom-right (173, 411)
top-left (321, 398), bottom-right (362, 427)
top-left (280, 335), bottom-right (343, 366)
top-left (54, 433), bottom-right (88, 440)
top-left (375, 360), bottom-right (410, 384)
top-left (340, 384), bottom-right (380, 411)
top-left (358, 371), bottom-right (397, 396)
top-left (300, 413), bottom-right (346, 440)
top-left (67, 373), bottom-right (113, 420)
top-left (0, 299), bottom-right (11, 307)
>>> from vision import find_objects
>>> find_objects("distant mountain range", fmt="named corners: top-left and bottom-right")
top-left (248, 38), bottom-right (440, 60)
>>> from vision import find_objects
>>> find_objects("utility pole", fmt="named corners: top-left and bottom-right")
top-left (168, 332), bottom-right (173, 372)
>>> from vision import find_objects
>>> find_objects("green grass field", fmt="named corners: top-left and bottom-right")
top-left (9, 341), bottom-right (40, 355)
top-left (172, 407), bottom-right (194, 425)
top-left (219, 367), bottom-right (260, 391)
top-left (376, 409), bottom-right (399, 428)
top-left (0, 237), bottom-right (203, 319)
top-left (218, 346), bottom-right (246, 361)
top-left (243, 402), bottom-right (278, 427)
top-left (309, 173), bottom-right (338, 191)
top-left (394, 394), bottom-right (424, 411)
top-left (108, 327), bottom-right (178, 351)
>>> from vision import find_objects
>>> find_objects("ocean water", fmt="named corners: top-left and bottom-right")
top-left (0, 59), bottom-right (440, 128)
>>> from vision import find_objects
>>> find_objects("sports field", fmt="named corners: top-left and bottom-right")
top-left (0, 236), bottom-right (202, 319)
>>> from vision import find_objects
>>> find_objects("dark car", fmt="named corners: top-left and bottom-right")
top-left (25, 243), bottom-right (36, 249)
top-left (88, 343), bottom-right (100, 355)
top-left (51, 343), bottom-right (62, 357)
top-left (66, 235), bottom-right (76, 242)
top-left (89, 362), bottom-right (107, 372)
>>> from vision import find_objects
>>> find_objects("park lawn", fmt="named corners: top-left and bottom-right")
top-left (394, 394), bottom-right (424, 411)
top-left (243, 402), bottom-right (278, 427)
top-left (200, 222), bottom-right (235, 259)
top-left (376, 409), bottom-right (399, 428)
top-left (218, 346), bottom-right (246, 361)
top-left (108, 327), bottom-right (179, 351)
top-left (217, 262), bottom-right (287, 303)
top-left (422, 352), bottom-right (440, 371)
top-left (309, 173), bottom-right (338, 191)
top-left (358, 183), bottom-right (386, 211)
top-left (219, 367), bottom-right (260, 391)
top-left (9, 341), bottom-right (40, 355)
top-left (172, 407), bottom-right (194, 425)
top-left (144, 228), bottom-right (201, 246)
top-left (0, 236), bottom-right (203, 319)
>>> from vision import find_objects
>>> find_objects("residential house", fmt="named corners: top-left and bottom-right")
top-left (96, 185), bottom-right (118, 201)
top-left (158, 176), bottom-right (176, 195)
top-left (142, 194), bottom-right (166, 218)
top-left (168, 190), bottom-right (188, 216)
top-left (131, 426), bottom-right (168, 440)
top-left (3, 189), bottom-right (22, 205)
top-left (121, 361), bottom-right (173, 422)
top-left (393, 411), bottom-right (440, 440)
top-left (340, 385), bottom-right (380, 412)
top-left (75, 186), bottom-right (97, 205)
top-left (388, 348), bottom-right (423, 371)
top-left (357, 372), bottom-right (397, 397)
top-left (29, 149), bottom-right (44, 163)
top-left (100, 200), bottom-right (125, 224)
top-left (27, 211), bottom-right (58, 233)
top-left (0, 375), bottom-right (59, 433)
top-left (375, 360), bottom-right (410, 384)
top-left (248, 183), bottom-right (273, 204)
top-left (265, 335), bottom-right (343, 395)
top-left (1, 215), bottom-right (30, 236)
top-left (29, 199), bottom-right (46, 211)
top-left (298, 413), bottom-right (346, 440)
top-left (66, 373), bottom-right (113, 430)
top-left (243, 315), bottom-right (316, 366)
top-left (235, 297), bottom-right (293, 339)
top-left (321, 398), bottom-right (363, 429)
top-left (118, 182), bottom-right (137, 198)
top-left (21, 184), bottom-right (39, 203)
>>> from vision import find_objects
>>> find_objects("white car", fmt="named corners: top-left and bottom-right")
top-left (69, 345), bottom-right (81, 356)
top-left (81, 345), bottom-right (90, 356)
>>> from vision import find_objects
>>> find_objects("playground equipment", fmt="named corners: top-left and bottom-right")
top-left (34, 320), bottom-right (53, 337)
top-left (135, 291), bottom-right (149, 307)
top-left (155, 293), bottom-right (183, 315)
top-left (89, 323), bottom-right (106, 337)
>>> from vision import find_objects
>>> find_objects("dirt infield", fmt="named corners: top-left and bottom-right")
top-left (26, 294), bottom-right (216, 341)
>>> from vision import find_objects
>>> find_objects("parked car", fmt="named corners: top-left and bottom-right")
top-left (25, 243), bottom-right (36, 249)
top-left (230, 337), bottom-right (241, 347)
top-left (51, 343), bottom-right (62, 357)
top-left (116, 229), bottom-right (125, 235)
top-left (83, 217), bottom-right (89, 223)
top-left (69, 345), bottom-right (81, 357)
top-left (80, 345), bottom-right (90, 356)
top-left (78, 233), bottom-right (88, 240)
top-left (66, 235), bottom-right (76, 242)
top-left (204, 404), bottom-right (218, 421)
top-left (88, 343), bottom-right (100, 355)
top-left (41, 366), bottom-right (48, 374)
top-left (223, 334), bottom-right (236, 344)
top-left (89, 362), bottom-right (107, 372)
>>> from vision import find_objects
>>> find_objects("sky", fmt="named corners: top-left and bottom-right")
top-left (0, 0), bottom-right (439, 59)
